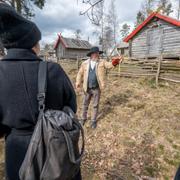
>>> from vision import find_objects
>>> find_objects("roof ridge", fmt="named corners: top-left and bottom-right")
top-left (54, 33), bottom-right (91, 50)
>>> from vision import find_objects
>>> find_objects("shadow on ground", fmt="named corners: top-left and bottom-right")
top-left (98, 90), bottom-right (133, 121)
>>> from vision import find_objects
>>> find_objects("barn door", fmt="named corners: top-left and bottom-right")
top-left (146, 28), bottom-right (163, 57)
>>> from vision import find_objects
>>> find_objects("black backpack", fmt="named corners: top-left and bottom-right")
top-left (19, 61), bottom-right (84, 180)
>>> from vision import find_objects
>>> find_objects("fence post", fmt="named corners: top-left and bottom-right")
top-left (156, 54), bottom-right (162, 86)
top-left (118, 62), bottom-right (121, 76)
top-left (77, 57), bottom-right (80, 70)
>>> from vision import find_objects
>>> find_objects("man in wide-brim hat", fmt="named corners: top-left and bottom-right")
top-left (76, 46), bottom-right (122, 129)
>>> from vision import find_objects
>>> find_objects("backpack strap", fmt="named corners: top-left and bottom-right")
top-left (62, 107), bottom-right (85, 164)
top-left (37, 61), bottom-right (47, 113)
top-left (62, 121), bottom-right (85, 164)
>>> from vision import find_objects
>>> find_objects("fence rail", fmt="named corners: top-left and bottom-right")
top-left (108, 58), bottom-right (180, 85)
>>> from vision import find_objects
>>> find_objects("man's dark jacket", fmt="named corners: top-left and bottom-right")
top-left (0, 48), bottom-right (80, 180)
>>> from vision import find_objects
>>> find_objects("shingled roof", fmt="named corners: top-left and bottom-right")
top-left (54, 34), bottom-right (92, 50)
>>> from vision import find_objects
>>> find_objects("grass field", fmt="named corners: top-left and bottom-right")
top-left (77, 76), bottom-right (180, 180)
top-left (0, 62), bottom-right (179, 180)
top-left (64, 64), bottom-right (180, 180)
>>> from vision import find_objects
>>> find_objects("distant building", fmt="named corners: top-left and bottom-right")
top-left (124, 12), bottom-right (180, 59)
top-left (117, 42), bottom-right (129, 57)
top-left (54, 34), bottom-right (92, 59)
top-left (39, 44), bottom-right (56, 61)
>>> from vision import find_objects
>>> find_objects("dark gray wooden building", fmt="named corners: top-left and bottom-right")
top-left (117, 42), bottom-right (129, 57)
top-left (54, 34), bottom-right (91, 59)
top-left (124, 13), bottom-right (180, 59)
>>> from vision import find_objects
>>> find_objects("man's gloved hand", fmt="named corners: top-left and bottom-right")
top-left (112, 56), bottom-right (123, 66)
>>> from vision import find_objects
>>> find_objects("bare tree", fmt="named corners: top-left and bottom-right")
top-left (79, 0), bottom-right (104, 25)
top-left (141, 0), bottom-right (156, 17)
top-left (79, 0), bottom-right (105, 51)
top-left (106, 0), bottom-right (118, 46)
top-left (103, 21), bottom-right (113, 54)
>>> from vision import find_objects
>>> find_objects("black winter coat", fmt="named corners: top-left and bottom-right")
top-left (0, 48), bottom-right (77, 131)
top-left (0, 48), bottom-right (80, 180)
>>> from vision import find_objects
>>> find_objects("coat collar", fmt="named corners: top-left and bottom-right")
top-left (88, 58), bottom-right (100, 65)
top-left (2, 48), bottom-right (42, 61)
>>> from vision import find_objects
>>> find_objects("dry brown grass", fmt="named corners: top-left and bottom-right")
top-left (0, 62), bottom-right (179, 180)
top-left (63, 64), bottom-right (180, 180)
top-left (77, 76), bottom-right (180, 180)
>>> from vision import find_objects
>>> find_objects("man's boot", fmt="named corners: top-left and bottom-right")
top-left (91, 120), bottom-right (97, 129)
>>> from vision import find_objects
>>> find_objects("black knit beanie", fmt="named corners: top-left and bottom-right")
top-left (0, 3), bottom-right (41, 49)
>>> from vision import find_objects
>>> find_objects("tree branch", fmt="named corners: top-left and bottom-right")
top-left (80, 0), bottom-right (104, 15)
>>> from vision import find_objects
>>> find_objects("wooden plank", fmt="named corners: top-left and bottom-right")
top-left (159, 77), bottom-right (180, 83)
top-left (109, 72), bottom-right (156, 77)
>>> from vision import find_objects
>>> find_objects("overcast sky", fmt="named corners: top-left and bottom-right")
top-left (33, 0), bottom-right (178, 46)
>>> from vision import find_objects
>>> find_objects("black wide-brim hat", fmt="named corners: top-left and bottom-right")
top-left (87, 46), bottom-right (103, 57)
top-left (0, 3), bottom-right (41, 49)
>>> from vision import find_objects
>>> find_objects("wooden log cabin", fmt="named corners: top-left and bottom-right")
top-left (54, 34), bottom-right (91, 60)
top-left (124, 12), bottom-right (180, 59)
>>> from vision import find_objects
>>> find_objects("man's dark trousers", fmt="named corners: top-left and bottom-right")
top-left (82, 88), bottom-right (101, 122)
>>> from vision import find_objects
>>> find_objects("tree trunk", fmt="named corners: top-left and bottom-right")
top-left (101, 3), bottom-right (104, 52)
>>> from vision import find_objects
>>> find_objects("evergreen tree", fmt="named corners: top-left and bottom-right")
top-left (4, 0), bottom-right (45, 18)
top-left (120, 23), bottom-right (131, 39)
top-left (135, 11), bottom-right (146, 27)
top-left (157, 0), bottom-right (173, 16)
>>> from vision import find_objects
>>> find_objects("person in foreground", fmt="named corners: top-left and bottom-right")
top-left (0, 3), bottom-right (81, 180)
top-left (174, 166), bottom-right (180, 180)
top-left (76, 47), bottom-right (122, 129)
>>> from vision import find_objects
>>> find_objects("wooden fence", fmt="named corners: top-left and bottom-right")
top-left (109, 58), bottom-right (180, 85)
top-left (58, 58), bottom-right (180, 85)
